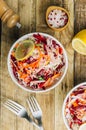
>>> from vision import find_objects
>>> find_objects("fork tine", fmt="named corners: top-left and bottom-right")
top-left (30, 97), bottom-right (38, 111)
top-left (31, 96), bottom-right (42, 112)
top-left (27, 97), bottom-right (35, 112)
top-left (3, 99), bottom-right (23, 115)
top-left (27, 96), bottom-right (41, 112)
top-left (31, 96), bottom-right (39, 111)
top-left (4, 103), bottom-right (19, 115)
top-left (7, 99), bottom-right (22, 109)
top-left (6, 100), bottom-right (20, 111)
top-left (31, 97), bottom-right (39, 111)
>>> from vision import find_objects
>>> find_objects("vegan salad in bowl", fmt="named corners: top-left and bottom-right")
top-left (62, 82), bottom-right (86, 130)
top-left (7, 32), bottom-right (68, 92)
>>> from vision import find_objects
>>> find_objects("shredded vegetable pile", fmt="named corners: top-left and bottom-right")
top-left (65, 85), bottom-right (86, 130)
top-left (10, 33), bottom-right (65, 90)
top-left (47, 9), bottom-right (68, 28)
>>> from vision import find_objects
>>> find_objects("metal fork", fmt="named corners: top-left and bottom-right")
top-left (27, 96), bottom-right (44, 130)
top-left (3, 99), bottom-right (39, 129)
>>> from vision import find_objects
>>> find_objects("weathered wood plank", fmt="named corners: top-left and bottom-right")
top-left (1, 0), bottom-right (86, 130)
top-left (36, 1), bottom-right (56, 129)
top-left (1, 0), bottom-right (19, 129)
top-left (54, 0), bottom-right (74, 130)
top-left (35, 0), bottom-right (69, 129)
top-left (74, 0), bottom-right (86, 85)
top-left (1, 1), bottom-right (36, 130)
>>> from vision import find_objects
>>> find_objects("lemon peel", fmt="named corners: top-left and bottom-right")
top-left (15, 40), bottom-right (34, 61)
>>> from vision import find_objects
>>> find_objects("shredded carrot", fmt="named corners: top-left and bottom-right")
top-left (18, 70), bottom-right (22, 75)
top-left (11, 51), bottom-right (15, 57)
top-left (73, 102), bottom-right (78, 107)
top-left (44, 78), bottom-right (54, 87)
top-left (20, 74), bottom-right (28, 79)
top-left (26, 69), bottom-right (31, 74)
top-left (14, 43), bottom-right (19, 48)
top-left (43, 78), bottom-right (51, 87)
top-left (44, 73), bottom-right (61, 87)
top-left (52, 73), bottom-right (61, 80)
top-left (24, 54), bottom-right (49, 69)
top-left (45, 55), bottom-right (50, 65)
top-left (29, 59), bottom-right (40, 68)
top-left (24, 78), bottom-right (30, 82)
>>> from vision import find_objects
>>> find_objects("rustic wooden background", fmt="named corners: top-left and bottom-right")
top-left (1, 0), bottom-right (86, 130)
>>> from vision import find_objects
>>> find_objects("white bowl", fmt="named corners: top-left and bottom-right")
top-left (62, 82), bottom-right (86, 130)
top-left (7, 32), bottom-right (68, 93)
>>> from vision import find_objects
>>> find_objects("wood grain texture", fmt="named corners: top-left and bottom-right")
top-left (74, 0), bottom-right (86, 85)
top-left (1, 0), bottom-right (85, 130)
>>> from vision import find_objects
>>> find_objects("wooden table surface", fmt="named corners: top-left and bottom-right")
top-left (1, 0), bottom-right (86, 130)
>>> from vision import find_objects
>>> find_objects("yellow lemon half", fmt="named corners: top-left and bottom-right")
top-left (72, 29), bottom-right (86, 55)
top-left (15, 40), bottom-right (34, 61)
top-left (79, 123), bottom-right (86, 130)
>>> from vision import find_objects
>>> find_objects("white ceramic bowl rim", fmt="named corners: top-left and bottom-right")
top-left (62, 82), bottom-right (86, 130)
top-left (7, 32), bottom-right (68, 93)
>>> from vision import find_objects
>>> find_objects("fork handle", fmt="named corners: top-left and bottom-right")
top-left (37, 118), bottom-right (44, 130)
top-left (37, 118), bottom-right (42, 126)
top-left (25, 115), bottom-right (39, 129)
top-left (26, 116), bottom-right (44, 130)
top-left (39, 126), bottom-right (44, 130)
top-left (32, 121), bottom-right (40, 129)
top-left (25, 114), bottom-right (32, 122)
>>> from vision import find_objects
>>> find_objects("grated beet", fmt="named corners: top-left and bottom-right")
top-left (38, 82), bottom-right (45, 88)
top-left (24, 56), bottom-right (36, 64)
top-left (64, 19), bottom-right (68, 25)
top-left (73, 115), bottom-right (82, 125)
top-left (33, 34), bottom-right (47, 44)
top-left (37, 69), bottom-right (53, 80)
top-left (60, 17), bottom-right (64, 20)
top-left (43, 43), bottom-right (47, 54)
top-left (12, 64), bottom-right (19, 81)
top-left (73, 88), bottom-right (85, 96)
top-left (23, 68), bottom-right (27, 74)
top-left (52, 40), bottom-right (60, 48)
top-left (56, 63), bottom-right (65, 73)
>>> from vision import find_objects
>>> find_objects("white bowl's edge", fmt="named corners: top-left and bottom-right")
top-left (62, 82), bottom-right (86, 130)
top-left (7, 32), bottom-right (68, 93)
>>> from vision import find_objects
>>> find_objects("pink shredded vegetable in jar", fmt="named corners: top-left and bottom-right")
top-left (47, 9), bottom-right (68, 28)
